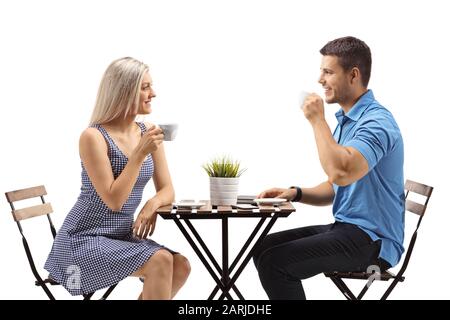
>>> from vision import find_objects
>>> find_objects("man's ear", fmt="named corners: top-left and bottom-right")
top-left (349, 67), bottom-right (360, 85)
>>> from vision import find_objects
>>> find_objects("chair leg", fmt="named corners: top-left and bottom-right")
top-left (330, 277), bottom-right (402, 300)
top-left (83, 292), bottom-right (94, 300)
top-left (329, 277), bottom-right (357, 300)
top-left (82, 283), bottom-right (117, 300)
top-left (356, 281), bottom-right (370, 300)
top-left (37, 281), bottom-right (56, 300)
top-left (20, 236), bottom-right (56, 299)
top-left (381, 278), bottom-right (401, 300)
top-left (100, 284), bottom-right (117, 300)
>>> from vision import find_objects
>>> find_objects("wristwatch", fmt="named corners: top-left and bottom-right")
top-left (289, 186), bottom-right (303, 202)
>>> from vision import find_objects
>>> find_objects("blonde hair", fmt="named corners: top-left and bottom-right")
top-left (90, 57), bottom-right (149, 125)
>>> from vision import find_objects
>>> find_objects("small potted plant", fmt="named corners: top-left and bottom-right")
top-left (202, 155), bottom-right (246, 206)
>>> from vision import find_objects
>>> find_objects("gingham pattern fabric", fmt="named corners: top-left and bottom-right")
top-left (44, 122), bottom-right (169, 296)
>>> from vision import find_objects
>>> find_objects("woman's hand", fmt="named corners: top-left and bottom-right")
top-left (257, 187), bottom-right (296, 201)
top-left (134, 126), bottom-right (164, 158)
top-left (133, 200), bottom-right (159, 239)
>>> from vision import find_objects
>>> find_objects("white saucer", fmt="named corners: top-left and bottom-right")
top-left (253, 198), bottom-right (287, 205)
top-left (173, 201), bottom-right (206, 209)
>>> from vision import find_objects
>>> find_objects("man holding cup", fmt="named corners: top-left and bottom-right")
top-left (254, 36), bottom-right (404, 300)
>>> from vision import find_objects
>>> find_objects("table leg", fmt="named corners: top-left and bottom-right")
top-left (209, 217), bottom-right (266, 299)
top-left (183, 219), bottom-right (242, 300)
top-left (220, 217), bottom-right (230, 300)
top-left (184, 220), bottom-right (222, 274)
top-left (217, 216), bottom-right (279, 299)
top-left (173, 218), bottom-right (233, 299)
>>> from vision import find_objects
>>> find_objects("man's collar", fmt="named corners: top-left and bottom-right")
top-left (335, 89), bottom-right (375, 125)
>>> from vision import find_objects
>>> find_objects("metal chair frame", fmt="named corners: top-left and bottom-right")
top-left (324, 179), bottom-right (433, 300)
top-left (5, 185), bottom-right (117, 300)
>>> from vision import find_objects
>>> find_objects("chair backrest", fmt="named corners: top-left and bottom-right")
top-left (397, 179), bottom-right (433, 277)
top-left (405, 180), bottom-right (433, 216)
top-left (5, 185), bottom-right (57, 236)
top-left (5, 185), bottom-right (58, 299)
top-left (6, 185), bottom-right (54, 221)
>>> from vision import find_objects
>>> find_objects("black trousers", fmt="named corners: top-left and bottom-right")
top-left (253, 221), bottom-right (390, 300)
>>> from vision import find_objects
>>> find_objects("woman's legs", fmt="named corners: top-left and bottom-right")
top-left (134, 249), bottom-right (173, 299)
top-left (133, 250), bottom-right (190, 300)
top-left (170, 254), bottom-right (191, 298)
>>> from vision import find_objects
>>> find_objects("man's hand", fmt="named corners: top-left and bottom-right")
top-left (302, 93), bottom-right (325, 124)
top-left (257, 187), bottom-right (297, 201)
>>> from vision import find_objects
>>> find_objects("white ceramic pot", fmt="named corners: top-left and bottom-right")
top-left (209, 177), bottom-right (239, 206)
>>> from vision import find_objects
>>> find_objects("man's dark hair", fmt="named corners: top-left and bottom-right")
top-left (320, 36), bottom-right (372, 87)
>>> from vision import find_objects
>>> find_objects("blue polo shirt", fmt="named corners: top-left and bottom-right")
top-left (332, 90), bottom-right (405, 267)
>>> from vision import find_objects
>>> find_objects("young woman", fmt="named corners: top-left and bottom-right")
top-left (45, 57), bottom-right (190, 299)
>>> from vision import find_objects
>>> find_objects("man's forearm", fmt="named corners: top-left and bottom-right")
top-left (300, 180), bottom-right (335, 206)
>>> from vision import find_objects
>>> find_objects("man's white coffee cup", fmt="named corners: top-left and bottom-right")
top-left (158, 123), bottom-right (178, 141)
top-left (299, 90), bottom-right (310, 109)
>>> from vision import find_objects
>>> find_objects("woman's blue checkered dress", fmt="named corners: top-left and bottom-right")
top-left (44, 122), bottom-right (169, 295)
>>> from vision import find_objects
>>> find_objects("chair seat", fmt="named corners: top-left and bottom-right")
top-left (35, 276), bottom-right (60, 286)
top-left (324, 270), bottom-right (405, 282)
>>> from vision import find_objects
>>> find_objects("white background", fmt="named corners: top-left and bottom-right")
top-left (1, 0), bottom-right (448, 300)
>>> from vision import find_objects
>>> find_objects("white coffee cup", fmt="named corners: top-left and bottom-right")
top-left (299, 90), bottom-right (310, 109)
top-left (158, 123), bottom-right (178, 141)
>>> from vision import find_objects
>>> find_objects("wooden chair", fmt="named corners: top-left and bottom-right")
top-left (324, 179), bottom-right (433, 300)
top-left (5, 185), bottom-right (117, 300)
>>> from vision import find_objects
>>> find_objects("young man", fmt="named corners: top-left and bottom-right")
top-left (253, 36), bottom-right (405, 300)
